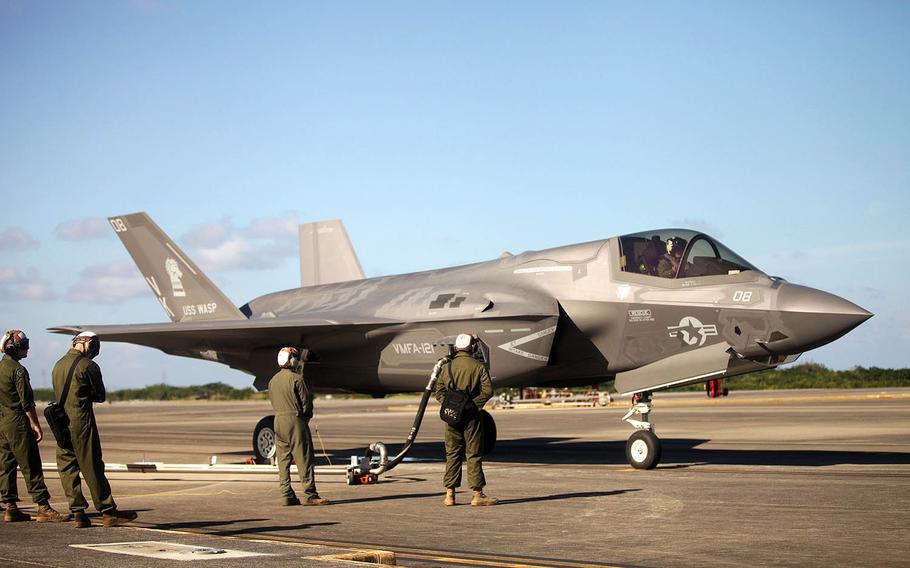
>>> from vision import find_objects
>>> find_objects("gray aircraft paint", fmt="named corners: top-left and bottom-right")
top-left (106, 214), bottom-right (244, 323)
top-left (298, 219), bottom-right (365, 287)
top-left (52, 214), bottom-right (871, 397)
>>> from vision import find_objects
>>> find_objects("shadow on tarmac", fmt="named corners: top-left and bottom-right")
top-left (326, 438), bottom-right (910, 467)
top-left (497, 489), bottom-right (641, 505)
top-left (381, 475), bottom-right (427, 483)
top-left (147, 518), bottom-right (340, 537)
top-left (329, 491), bottom-right (441, 506)
top-left (318, 489), bottom-right (642, 507)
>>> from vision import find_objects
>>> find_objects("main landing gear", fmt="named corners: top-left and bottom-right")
top-left (622, 391), bottom-right (661, 469)
top-left (253, 415), bottom-right (276, 464)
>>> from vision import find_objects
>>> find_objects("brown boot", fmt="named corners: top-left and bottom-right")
top-left (471, 489), bottom-right (499, 507)
top-left (36, 503), bottom-right (70, 523)
top-left (3, 502), bottom-right (30, 522)
top-left (72, 510), bottom-right (91, 528)
top-left (303, 495), bottom-right (330, 506)
top-left (101, 508), bottom-right (138, 527)
top-left (444, 488), bottom-right (456, 506)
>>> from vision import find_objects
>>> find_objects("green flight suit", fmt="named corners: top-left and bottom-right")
top-left (51, 349), bottom-right (116, 513)
top-left (268, 368), bottom-right (318, 500)
top-left (0, 355), bottom-right (51, 505)
top-left (434, 352), bottom-right (493, 490)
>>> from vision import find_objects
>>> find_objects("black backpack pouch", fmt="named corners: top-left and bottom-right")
top-left (439, 361), bottom-right (473, 427)
top-left (43, 358), bottom-right (79, 449)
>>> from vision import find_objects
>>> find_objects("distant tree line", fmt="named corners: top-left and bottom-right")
top-left (33, 382), bottom-right (265, 402)
top-left (30, 364), bottom-right (909, 402)
top-left (673, 363), bottom-right (909, 391)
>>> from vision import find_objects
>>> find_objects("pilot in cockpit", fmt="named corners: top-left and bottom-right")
top-left (658, 237), bottom-right (687, 278)
top-left (636, 238), bottom-right (662, 276)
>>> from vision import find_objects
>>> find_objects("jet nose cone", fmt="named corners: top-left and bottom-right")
top-left (778, 283), bottom-right (873, 319)
top-left (775, 283), bottom-right (873, 353)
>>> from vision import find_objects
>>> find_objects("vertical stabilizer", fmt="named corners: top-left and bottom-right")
top-left (299, 219), bottom-right (365, 287)
top-left (108, 213), bottom-right (246, 322)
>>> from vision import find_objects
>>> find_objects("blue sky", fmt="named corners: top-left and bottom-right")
top-left (1, 1), bottom-right (908, 389)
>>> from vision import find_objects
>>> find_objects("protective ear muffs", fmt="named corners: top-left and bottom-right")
top-left (277, 347), bottom-right (299, 369)
top-left (2, 330), bottom-right (25, 358)
top-left (73, 332), bottom-right (100, 358)
top-left (87, 337), bottom-right (100, 358)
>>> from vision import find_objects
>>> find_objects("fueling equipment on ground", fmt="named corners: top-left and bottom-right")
top-left (346, 356), bottom-right (448, 484)
top-left (346, 354), bottom-right (498, 484)
top-left (251, 355), bottom-right (498, 485)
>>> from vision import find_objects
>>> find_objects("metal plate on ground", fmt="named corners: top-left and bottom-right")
top-left (71, 541), bottom-right (271, 561)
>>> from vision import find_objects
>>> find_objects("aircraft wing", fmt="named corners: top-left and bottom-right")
top-left (48, 316), bottom-right (401, 360)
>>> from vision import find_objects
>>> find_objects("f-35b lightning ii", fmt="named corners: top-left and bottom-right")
top-left (51, 213), bottom-right (872, 469)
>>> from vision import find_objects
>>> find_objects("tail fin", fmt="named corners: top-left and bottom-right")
top-left (299, 219), bottom-right (365, 287)
top-left (108, 213), bottom-right (246, 322)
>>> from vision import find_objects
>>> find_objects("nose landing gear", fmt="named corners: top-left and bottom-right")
top-left (622, 391), bottom-right (661, 469)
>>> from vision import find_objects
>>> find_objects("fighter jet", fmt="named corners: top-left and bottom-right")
top-left (51, 213), bottom-right (872, 469)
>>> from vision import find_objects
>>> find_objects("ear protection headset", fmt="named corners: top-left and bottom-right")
top-left (277, 347), bottom-right (300, 369)
top-left (454, 333), bottom-right (476, 352)
top-left (1, 330), bottom-right (29, 359)
top-left (73, 331), bottom-right (101, 358)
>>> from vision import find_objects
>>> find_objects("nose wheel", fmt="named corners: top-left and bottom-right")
top-left (622, 392), bottom-right (661, 469)
top-left (626, 429), bottom-right (661, 469)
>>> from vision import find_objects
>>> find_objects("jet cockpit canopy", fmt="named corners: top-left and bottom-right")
top-left (619, 229), bottom-right (761, 280)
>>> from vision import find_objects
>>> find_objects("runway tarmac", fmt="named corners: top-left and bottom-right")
top-left (2, 388), bottom-right (909, 567)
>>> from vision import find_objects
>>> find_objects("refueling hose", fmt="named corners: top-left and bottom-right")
top-left (365, 355), bottom-right (449, 476)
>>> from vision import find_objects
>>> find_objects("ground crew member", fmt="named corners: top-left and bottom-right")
top-left (0, 330), bottom-right (67, 523)
top-left (268, 346), bottom-right (329, 507)
top-left (434, 333), bottom-right (498, 506)
top-left (52, 332), bottom-right (137, 527)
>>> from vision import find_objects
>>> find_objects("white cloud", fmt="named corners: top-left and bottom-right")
top-left (0, 267), bottom-right (55, 301)
top-left (180, 214), bottom-right (299, 272)
top-left (19, 281), bottom-right (55, 301)
top-left (66, 261), bottom-right (148, 304)
top-left (0, 227), bottom-right (38, 251)
top-left (244, 213), bottom-right (299, 239)
top-left (182, 218), bottom-right (233, 248)
top-left (192, 238), bottom-right (279, 272)
top-left (55, 218), bottom-right (112, 241)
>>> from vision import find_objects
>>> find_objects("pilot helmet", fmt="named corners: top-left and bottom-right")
top-left (666, 237), bottom-right (687, 256)
top-left (454, 333), bottom-right (475, 352)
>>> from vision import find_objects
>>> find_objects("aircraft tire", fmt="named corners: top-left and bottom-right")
top-left (253, 415), bottom-right (276, 464)
top-left (626, 430), bottom-right (661, 469)
top-left (480, 410), bottom-right (497, 456)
